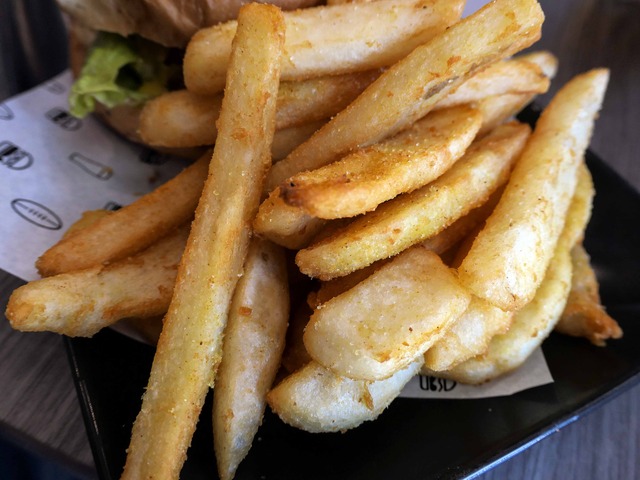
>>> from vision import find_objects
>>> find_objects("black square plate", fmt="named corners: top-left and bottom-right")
top-left (65, 129), bottom-right (640, 479)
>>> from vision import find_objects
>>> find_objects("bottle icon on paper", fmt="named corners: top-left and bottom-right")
top-left (69, 152), bottom-right (113, 180)
top-left (46, 107), bottom-right (82, 131)
top-left (0, 141), bottom-right (33, 170)
top-left (0, 103), bottom-right (13, 120)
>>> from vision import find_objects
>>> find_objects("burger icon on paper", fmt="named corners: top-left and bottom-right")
top-left (0, 141), bottom-right (33, 170)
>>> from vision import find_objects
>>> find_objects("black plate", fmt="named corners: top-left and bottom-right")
top-left (64, 141), bottom-right (640, 480)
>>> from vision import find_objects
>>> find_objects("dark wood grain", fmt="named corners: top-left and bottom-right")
top-left (0, 1), bottom-right (638, 479)
top-left (0, 274), bottom-right (95, 477)
top-left (483, 382), bottom-right (640, 480)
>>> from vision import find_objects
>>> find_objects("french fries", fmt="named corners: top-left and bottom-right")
top-left (474, 50), bottom-right (558, 135)
top-left (431, 56), bottom-right (550, 111)
top-left (303, 247), bottom-right (470, 380)
top-left (557, 161), bottom-right (595, 250)
top-left (143, 53), bottom-right (554, 150)
top-left (428, 157), bottom-right (599, 383)
top-left (273, 70), bottom-right (381, 130)
top-left (254, 50), bottom-right (554, 250)
top-left (422, 296), bottom-right (513, 372)
top-left (253, 0), bottom-right (545, 250)
top-left (266, 0), bottom-right (544, 191)
top-left (432, 245), bottom-right (573, 384)
top-left (304, 196), bottom-right (502, 309)
top-left (296, 121), bottom-right (530, 279)
top-left (60, 209), bottom-right (112, 238)
top-left (457, 69), bottom-right (609, 311)
top-left (139, 91), bottom-right (224, 148)
top-left (267, 359), bottom-right (422, 433)
top-left (271, 120), bottom-right (326, 161)
top-left (184, 0), bottom-right (464, 94)
top-left (35, 151), bottom-right (209, 277)
top-left (253, 192), bottom-right (328, 249)
top-left (6, 1), bottom-right (624, 477)
top-left (556, 243), bottom-right (623, 346)
top-left (121, 6), bottom-right (284, 478)
top-left (139, 71), bottom-right (380, 148)
top-left (6, 225), bottom-right (188, 337)
top-left (213, 238), bottom-right (289, 480)
top-left (281, 105), bottom-right (483, 219)
top-left (552, 163), bottom-right (622, 345)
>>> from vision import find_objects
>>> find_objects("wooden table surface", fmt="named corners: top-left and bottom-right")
top-left (0, 0), bottom-right (638, 479)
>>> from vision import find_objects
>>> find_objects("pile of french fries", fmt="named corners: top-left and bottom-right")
top-left (5, 0), bottom-right (625, 478)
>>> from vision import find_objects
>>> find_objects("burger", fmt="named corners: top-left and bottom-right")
top-left (58, 0), bottom-right (320, 144)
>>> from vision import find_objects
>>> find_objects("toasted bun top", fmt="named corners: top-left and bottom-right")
top-left (58, 0), bottom-right (321, 48)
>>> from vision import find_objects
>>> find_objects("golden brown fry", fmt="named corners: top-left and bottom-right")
top-left (213, 238), bottom-right (289, 480)
top-left (281, 106), bottom-right (482, 219)
top-left (266, 0), bottom-right (544, 191)
top-left (36, 151), bottom-right (209, 277)
top-left (431, 159), bottom-right (601, 383)
top-left (557, 161), bottom-right (595, 252)
top-left (61, 209), bottom-right (112, 239)
top-left (307, 199), bottom-right (500, 305)
top-left (139, 71), bottom-right (379, 148)
top-left (473, 51), bottom-right (559, 136)
top-left (271, 121), bottom-right (326, 161)
top-left (552, 161), bottom-right (622, 345)
top-left (256, 53), bottom-right (553, 249)
top-left (517, 50), bottom-right (559, 78)
top-left (254, 94), bottom-right (526, 250)
top-left (434, 243), bottom-right (573, 384)
top-left (420, 189), bottom-right (502, 258)
top-left (326, 0), bottom-right (377, 4)
top-left (296, 122), bottom-right (530, 280)
top-left (422, 296), bottom-right (513, 372)
top-left (555, 243), bottom-right (623, 346)
top-left (303, 247), bottom-right (470, 380)
top-left (448, 222), bottom-right (484, 270)
top-left (6, 226), bottom-right (188, 337)
top-left (253, 190), bottom-right (327, 250)
top-left (433, 57), bottom-right (550, 110)
top-left (475, 92), bottom-right (538, 137)
top-left (139, 91), bottom-right (224, 148)
top-left (267, 359), bottom-right (421, 433)
top-left (184, 0), bottom-right (463, 94)
top-left (121, 6), bottom-right (284, 478)
top-left (457, 69), bottom-right (609, 311)
top-left (309, 263), bottom-right (383, 309)
top-left (275, 70), bottom-right (382, 130)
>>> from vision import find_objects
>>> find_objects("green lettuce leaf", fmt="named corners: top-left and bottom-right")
top-left (69, 32), bottom-right (179, 118)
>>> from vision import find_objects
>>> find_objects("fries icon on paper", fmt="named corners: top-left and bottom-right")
top-left (10, 198), bottom-right (62, 230)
